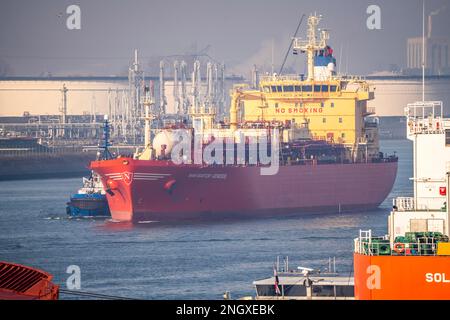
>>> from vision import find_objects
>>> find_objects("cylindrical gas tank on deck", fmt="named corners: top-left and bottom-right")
top-left (153, 130), bottom-right (179, 157)
top-left (327, 62), bottom-right (335, 72)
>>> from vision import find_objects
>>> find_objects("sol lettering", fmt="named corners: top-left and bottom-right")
top-left (425, 273), bottom-right (450, 283)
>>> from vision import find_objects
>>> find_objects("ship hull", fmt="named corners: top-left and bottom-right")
top-left (354, 253), bottom-right (450, 300)
top-left (66, 194), bottom-right (111, 218)
top-left (0, 261), bottom-right (59, 300)
top-left (90, 158), bottom-right (397, 222)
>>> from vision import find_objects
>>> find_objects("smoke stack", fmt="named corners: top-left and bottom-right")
top-left (428, 15), bottom-right (432, 38)
top-left (428, 5), bottom-right (447, 39)
top-left (251, 64), bottom-right (259, 88)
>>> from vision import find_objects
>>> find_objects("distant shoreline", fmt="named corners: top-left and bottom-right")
top-left (0, 138), bottom-right (409, 181)
top-left (0, 171), bottom-right (88, 181)
top-left (0, 153), bottom-right (94, 181)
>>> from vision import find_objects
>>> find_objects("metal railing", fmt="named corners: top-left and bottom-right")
top-left (355, 238), bottom-right (443, 256)
top-left (260, 74), bottom-right (303, 82)
top-left (393, 196), bottom-right (447, 212)
top-left (407, 118), bottom-right (446, 135)
top-left (334, 74), bottom-right (367, 81)
top-left (393, 197), bottom-right (415, 211)
top-left (354, 229), bottom-right (449, 256)
top-left (405, 101), bottom-right (447, 135)
top-left (259, 73), bottom-right (367, 83)
top-left (292, 38), bottom-right (311, 49)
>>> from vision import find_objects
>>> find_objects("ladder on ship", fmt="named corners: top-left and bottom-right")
top-left (358, 230), bottom-right (372, 255)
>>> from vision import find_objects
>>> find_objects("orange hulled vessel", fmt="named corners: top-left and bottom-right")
top-left (0, 261), bottom-right (59, 300)
top-left (353, 100), bottom-right (450, 300)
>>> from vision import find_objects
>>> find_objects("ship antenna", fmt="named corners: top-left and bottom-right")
top-left (279, 13), bottom-right (306, 75)
top-left (422, 0), bottom-right (425, 101)
top-left (271, 38), bottom-right (274, 75)
top-left (293, 13), bottom-right (328, 81)
top-left (100, 115), bottom-right (113, 160)
top-left (143, 82), bottom-right (154, 151)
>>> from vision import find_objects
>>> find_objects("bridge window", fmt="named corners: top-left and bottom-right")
top-left (294, 86), bottom-right (301, 91)
top-left (446, 129), bottom-right (450, 146)
top-left (321, 85), bottom-right (329, 92)
top-left (284, 86), bottom-right (294, 92)
top-left (314, 85), bottom-right (321, 92)
top-left (302, 85), bottom-right (312, 92)
top-left (312, 285), bottom-right (335, 297)
top-left (335, 285), bottom-right (354, 297)
top-left (271, 86), bottom-right (278, 92)
top-left (277, 86), bottom-right (283, 92)
top-left (330, 85), bottom-right (338, 92)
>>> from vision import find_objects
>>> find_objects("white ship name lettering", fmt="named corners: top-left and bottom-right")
top-left (425, 273), bottom-right (450, 283)
top-left (188, 173), bottom-right (227, 179)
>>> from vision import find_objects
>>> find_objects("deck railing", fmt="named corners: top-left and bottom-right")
top-left (259, 74), bottom-right (367, 83)
top-left (259, 74), bottom-right (303, 82)
top-left (393, 196), bottom-right (447, 212)
top-left (393, 197), bottom-right (415, 211)
top-left (354, 235), bottom-right (447, 256)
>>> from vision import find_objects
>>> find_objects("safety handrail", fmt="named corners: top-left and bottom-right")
top-left (354, 238), bottom-right (446, 256)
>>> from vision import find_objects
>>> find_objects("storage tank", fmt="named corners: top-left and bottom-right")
top-left (152, 130), bottom-right (178, 157)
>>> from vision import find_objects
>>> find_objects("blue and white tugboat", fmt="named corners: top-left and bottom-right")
top-left (66, 172), bottom-right (111, 218)
top-left (66, 116), bottom-right (113, 218)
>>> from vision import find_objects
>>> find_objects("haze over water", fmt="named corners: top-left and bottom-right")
top-left (0, 139), bottom-right (411, 299)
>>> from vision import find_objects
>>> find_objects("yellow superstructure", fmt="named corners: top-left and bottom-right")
top-left (239, 76), bottom-right (374, 145)
top-left (228, 13), bottom-right (379, 161)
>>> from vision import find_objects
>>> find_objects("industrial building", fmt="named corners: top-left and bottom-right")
top-left (406, 10), bottom-right (450, 76)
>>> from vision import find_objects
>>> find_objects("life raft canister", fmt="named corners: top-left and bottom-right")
top-left (393, 242), bottom-right (405, 254)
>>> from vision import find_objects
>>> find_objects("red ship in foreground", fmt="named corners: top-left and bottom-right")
top-left (91, 14), bottom-right (398, 223)
top-left (0, 261), bottom-right (59, 300)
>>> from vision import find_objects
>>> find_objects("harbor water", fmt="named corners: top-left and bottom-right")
top-left (0, 139), bottom-right (412, 300)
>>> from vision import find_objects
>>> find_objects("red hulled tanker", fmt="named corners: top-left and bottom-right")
top-left (91, 13), bottom-right (398, 223)
top-left (91, 156), bottom-right (397, 222)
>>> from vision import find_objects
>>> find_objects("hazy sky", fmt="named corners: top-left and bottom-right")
top-left (0, 0), bottom-right (449, 77)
